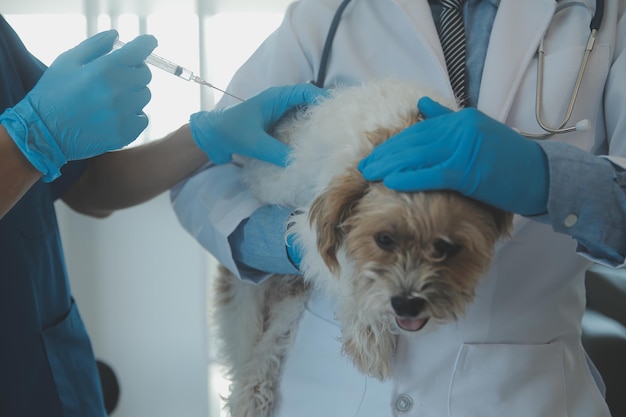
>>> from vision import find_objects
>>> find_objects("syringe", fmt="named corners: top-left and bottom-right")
top-left (113, 40), bottom-right (243, 102)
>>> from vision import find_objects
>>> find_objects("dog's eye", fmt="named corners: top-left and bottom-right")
top-left (374, 232), bottom-right (397, 251)
top-left (431, 238), bottom-right (461, 260)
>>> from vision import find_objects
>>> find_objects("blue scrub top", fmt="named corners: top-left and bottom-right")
top-left (0, 16), bottom-right (106, 417)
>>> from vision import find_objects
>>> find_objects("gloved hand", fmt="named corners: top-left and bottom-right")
top-left (286, 218), bottom-right (304, 271)
top-left (286, 234), bottom-right (303, 270)
top-left (359, 97), bottom-right (550, 216)
top-left (0, 30), bottom-right (156, 182)
top-left (190, 84), bottom-right (326, 167)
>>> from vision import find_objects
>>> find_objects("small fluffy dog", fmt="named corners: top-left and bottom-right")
top-left (211, 79), bottom-right (513, 417)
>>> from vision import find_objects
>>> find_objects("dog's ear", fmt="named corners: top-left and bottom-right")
top-left (490, 208), bottom-right (514, 238)
top-left (309, 167), bottom-right (369, 274)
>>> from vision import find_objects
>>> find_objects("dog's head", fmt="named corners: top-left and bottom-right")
top-left (308, 130), bottom-right (512, 332)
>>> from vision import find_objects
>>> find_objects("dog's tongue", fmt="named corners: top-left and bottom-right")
top-left (396, 317), bottom-right (429, 332)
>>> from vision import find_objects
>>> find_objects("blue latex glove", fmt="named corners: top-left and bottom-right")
top-left (359, 97), bottom-right (550, 216)
top-left (189, 84), bottom-right (326, 167)
top-left (286, 217), bottom-right (304, 271)
top-left (0, 30), bottom-right (156, 182)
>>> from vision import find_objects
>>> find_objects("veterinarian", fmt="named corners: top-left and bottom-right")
top-left (0, 15), bottom-right (322, 417)
top-left (172, 0), bottom-right (625, 416)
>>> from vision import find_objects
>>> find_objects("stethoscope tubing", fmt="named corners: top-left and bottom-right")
top-left (315, 0), bottom-right (353, 88)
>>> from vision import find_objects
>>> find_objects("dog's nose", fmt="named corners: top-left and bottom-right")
top-left (391, 296), bottom-right (426, 317)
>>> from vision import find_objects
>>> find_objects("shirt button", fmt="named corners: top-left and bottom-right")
top-left (395, 394), bottom-right (413, 413)
top-left (564, 214), bottom-right (578, 228)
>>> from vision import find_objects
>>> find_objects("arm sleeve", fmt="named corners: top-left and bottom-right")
top-left (531, 9), bottom-right (626, 268)
top-left (170, 162), bottom-right (264, 279)
top-left (228, 205), bottom-right (299, 283)
top-left (170, 1), bottom-right (325, 281)
top-left (534, 141), bottom-right (626, 267)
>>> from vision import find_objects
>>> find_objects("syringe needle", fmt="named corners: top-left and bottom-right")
top-left (191, 76), bottom-right (244, 102)
top-left (113, 39), bottom-right (244, 101)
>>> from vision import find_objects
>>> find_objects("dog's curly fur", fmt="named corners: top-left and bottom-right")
top-left (210, 79), bottom-right (513, 417)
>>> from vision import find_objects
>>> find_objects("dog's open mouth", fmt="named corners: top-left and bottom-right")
top-left (396, 316), bottom-right (430, 332)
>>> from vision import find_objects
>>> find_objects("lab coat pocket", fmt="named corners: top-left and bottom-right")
top-left (42, 299), bottom-right (105, 417)
top-left (449, 343), bottom-right (567, 417)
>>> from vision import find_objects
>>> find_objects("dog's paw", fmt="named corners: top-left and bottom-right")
top-left (341, 324), bottom-right (396, 380)
top-left (226, 377), bottom-right (275, 417)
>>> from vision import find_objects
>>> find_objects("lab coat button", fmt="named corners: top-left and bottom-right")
top-left (395, 394), bottom-right (413, 413)
top-left (564, 214), bottom-right (578, 227)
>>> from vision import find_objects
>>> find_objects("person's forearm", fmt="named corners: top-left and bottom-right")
top-left (62, 124), bottom-right (208, 217)
top-left (0, 125), bottom-right (42, 218)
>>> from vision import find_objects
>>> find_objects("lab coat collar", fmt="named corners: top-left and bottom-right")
top-left (394, 0), bottom-right (446, 65)
top-left (396, 0), bottom-right (557, 113)
top-left (392, 0), bottom-right (453, 96)
top-left (478, 0), bottom-right (556, 120)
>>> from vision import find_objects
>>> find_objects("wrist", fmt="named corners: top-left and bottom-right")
top-left (189, 110), bottom-right (222, 163)
top-left (0, 101), bottom-right (66, 182)
top-left (522, 143), bottom-right (550, 216)
top-left (188, 111), bottom-right (206, 150)
top-left (0, 124), bottom-right (42, 217)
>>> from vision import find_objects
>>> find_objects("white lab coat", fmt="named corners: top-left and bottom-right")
top-left (171, 0), bottom-right (626, 416)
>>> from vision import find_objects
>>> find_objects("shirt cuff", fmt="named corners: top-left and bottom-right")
top-left (228, 205), bottom-right (300, 283)
top-left (533, 141), bottom-right (626, 267)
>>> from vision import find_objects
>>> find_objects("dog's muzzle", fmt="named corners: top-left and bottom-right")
top-left (391, 296), bottom-right (430, 332)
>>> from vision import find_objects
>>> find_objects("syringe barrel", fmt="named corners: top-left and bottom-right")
top-left (145, 54), bottom-right (193, 81)
top-left (113, 39), bottom-right (193, 81)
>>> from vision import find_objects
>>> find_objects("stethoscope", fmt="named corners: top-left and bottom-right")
top-left (524, 0), bottom-right (605, 138)
top-left (314, 0), bottom-right (605, 139)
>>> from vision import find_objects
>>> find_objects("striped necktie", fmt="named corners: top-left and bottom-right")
top-left (439, 0), bottom-right (468, 106)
